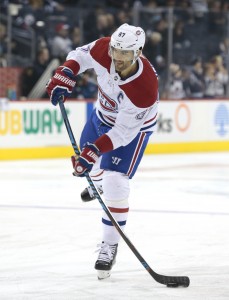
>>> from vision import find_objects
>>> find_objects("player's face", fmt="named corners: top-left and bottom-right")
top-left (111, 47), bottom-right (134, 72)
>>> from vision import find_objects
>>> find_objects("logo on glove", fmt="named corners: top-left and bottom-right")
top-left (76, 165), bottom-right (84, 173)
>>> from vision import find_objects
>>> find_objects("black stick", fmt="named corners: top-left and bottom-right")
top-left (59, 101), bottom-right (190, 288)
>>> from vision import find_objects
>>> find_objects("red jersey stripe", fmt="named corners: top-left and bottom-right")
top-left (143, 113), bottom-right (157, 124)
top-left (90, 170), bottom-right (104, 178)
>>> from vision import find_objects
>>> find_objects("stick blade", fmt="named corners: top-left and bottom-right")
top-left (166, 276), bottom-right (190, 288)
top-left (150, 269), bottom-right (190, 287)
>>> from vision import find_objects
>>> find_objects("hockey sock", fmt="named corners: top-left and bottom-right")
top-left (102, 198), bottom-right (129, 245)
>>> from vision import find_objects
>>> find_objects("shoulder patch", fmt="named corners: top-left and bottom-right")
top-left (121, 58), bottom-right (158, 108)
top-left (90, 37), bottom-right (111, 71)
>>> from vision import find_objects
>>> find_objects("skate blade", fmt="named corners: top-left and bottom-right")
top-left (97, 270), bottom-right (111, 280)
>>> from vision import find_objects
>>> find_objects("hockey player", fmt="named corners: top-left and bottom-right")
top-left (46, 23), bottom-right (159, 280)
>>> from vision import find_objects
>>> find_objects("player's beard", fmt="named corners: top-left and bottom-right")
top-left (114, 59), bottom-right (132, 73)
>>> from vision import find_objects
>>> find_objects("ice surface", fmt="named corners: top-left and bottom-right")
top-left (0, 152), bottom-right (229, 299)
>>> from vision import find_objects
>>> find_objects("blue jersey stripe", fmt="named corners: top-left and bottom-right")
top-left (140, 120), bottom-right (157, 131)
top-left (98, 110), bottom-right (113, 127)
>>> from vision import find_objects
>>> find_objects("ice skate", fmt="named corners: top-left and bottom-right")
top-left (81, 186), bottom-right (103, 202)
top-left (95, 242), bottom-right (118, 280)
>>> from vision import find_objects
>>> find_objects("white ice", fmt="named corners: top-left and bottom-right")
top-left (0, 152), bottom-right (229, 300)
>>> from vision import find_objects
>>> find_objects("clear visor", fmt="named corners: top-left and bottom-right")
top-left (110, 46), bottom-right (134, 62)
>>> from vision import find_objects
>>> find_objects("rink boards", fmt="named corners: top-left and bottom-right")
top-left (0, 99), bottom-right (229, 160)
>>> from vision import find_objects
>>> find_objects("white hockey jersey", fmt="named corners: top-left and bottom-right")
top-left (66, 37), bottom-right (159, 150)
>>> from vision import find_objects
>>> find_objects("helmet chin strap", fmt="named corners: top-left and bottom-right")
top-left (128, 51), bottom-right (140, 66)
top-left (131, 55), bottom-right (138, 65)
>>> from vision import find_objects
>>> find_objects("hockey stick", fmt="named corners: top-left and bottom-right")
top-left (59, 100), bottom-right (190, 288)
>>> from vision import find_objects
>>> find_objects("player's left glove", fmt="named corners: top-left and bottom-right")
top-left (46, 66), bottom-right (76, 106)
top-left (71, 143), bottom-right (101, 177)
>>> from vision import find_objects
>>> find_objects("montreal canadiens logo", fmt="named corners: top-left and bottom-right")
top-left (99, 88), bottom-right (118, 113)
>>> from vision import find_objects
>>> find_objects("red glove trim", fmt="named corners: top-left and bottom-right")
top-left (63, 60), bottom-right (80, 76)
top-left (94, 134), bottom-right (114, 153)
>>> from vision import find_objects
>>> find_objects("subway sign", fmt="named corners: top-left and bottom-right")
top-left (0, 101), bottom-right (86, 151)
top-left (0, 108), bottom-right (67, 135)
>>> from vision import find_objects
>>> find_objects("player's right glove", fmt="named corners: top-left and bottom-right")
top-left (46, 66), bottom-right (76, 106)
top-left (71, 143), bottom-right (101, 177)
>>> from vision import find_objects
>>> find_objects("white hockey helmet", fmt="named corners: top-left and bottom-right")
top-left (110, 23), bottom-right (145, 62)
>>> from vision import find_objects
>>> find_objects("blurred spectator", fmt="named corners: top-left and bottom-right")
top-left (173, 20), bottom-right (190, 50)
top-left (154, 17), bottom-right (168, 38)
top-left (222, 0), bottom-right (229, 12)
top-left (166, 63), bottom-right (186, 99)
top-left (95, 13), bottom-right (116, 38)
top-left (141, 0), bottom-right (161, 30)
top-left (105, 0), bottom-right (135, 9)
top-left (208, 0), bottom-right (227, 36)
top-left (204, 62), bottom-right (219, 98)
top-left (190, 0), bottom-right (208, 18)
top-left (183, 57), bottom-right (205, 98)
top-left (145, 0), bottom-right (158, 7)
top-left (173, 19), bottom-right (191, 64)
top-left (178, 0), bottom-right (191, 10)
top-left (84, 11), bottom-right (116, 42)
top-left (175, 0), bottom-right (193, 22)
top-left (115, 10), bottom-right (131, 27)
top-left (71, 26), bottom-right (82, 49)
top-left (211, 55), bottom-right (228, 76)
top-left (165, 0), bottom-right (176, 7)
top-left (218, 37), bottom-right (229, 67)
top-left (14, 0), bottom-right (50, 59)
top-left (43, 0), bottom-right (65, 14)
top-left (204, 57), bottom-right (228, 98)
top-left (153, 18), bottom-right (168, 57)
top-left (144, 31), bottom-right (166, 75)
top-left (16, 0), bottom-right (45, 29)
top-left (106, 13), bottom-right (116, 34)
top-left (0, 22), bottom-right (7, 67)
top-left (16, 0), bottom-right (65, 28)
top-left (21, 47), bottom-right (50, 97)
top-left (83, 5), bottom-right (106, 42)
top-left (51, 23), bottom-right (72, 59)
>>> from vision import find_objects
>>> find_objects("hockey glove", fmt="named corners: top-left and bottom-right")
top-left (71, 143), bottom-right (101, 177)
top-left (46, 66), bottom-right (76, 106)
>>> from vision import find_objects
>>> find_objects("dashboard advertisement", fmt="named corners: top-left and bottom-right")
top-left (0, 99), bottom-right (229, 159)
